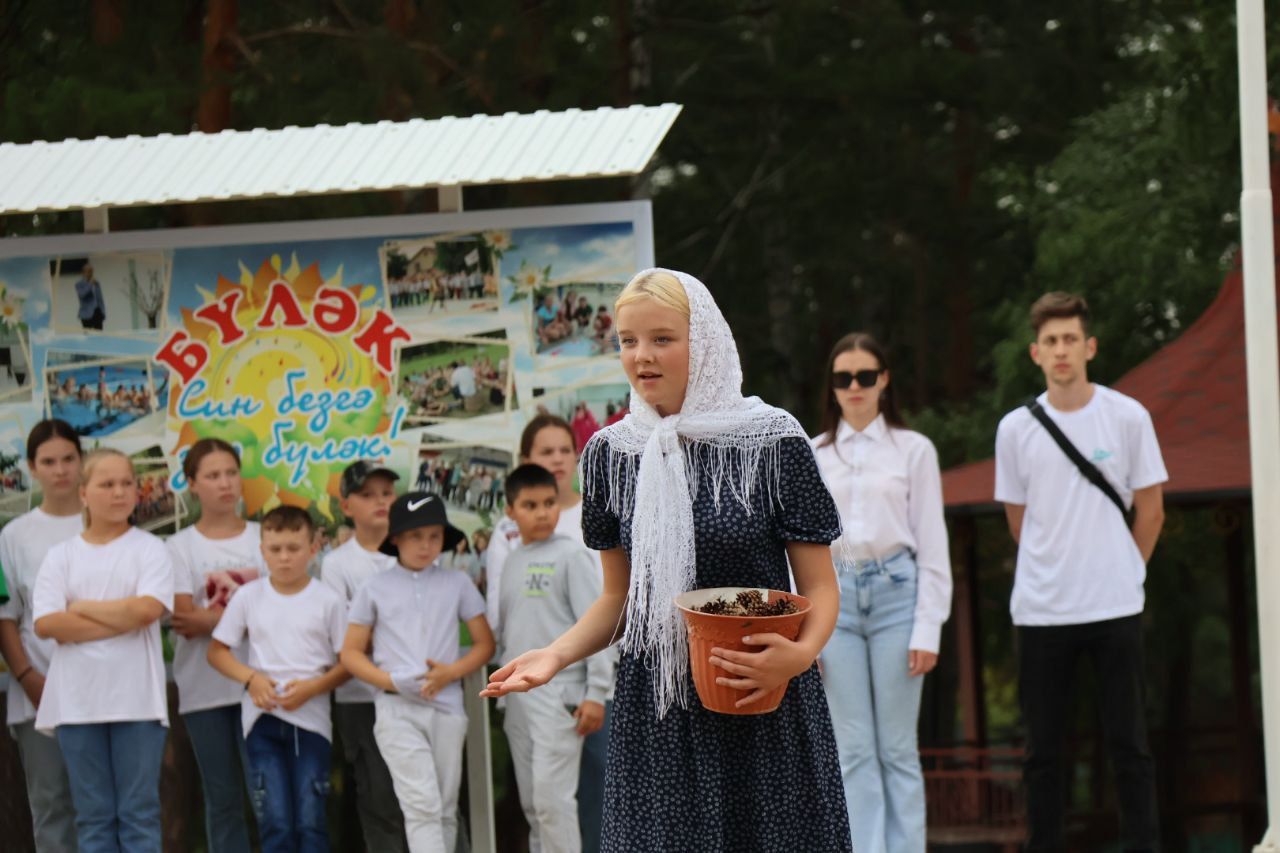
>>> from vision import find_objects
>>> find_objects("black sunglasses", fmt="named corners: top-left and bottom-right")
top-left (832, 369), bottom-right (883, 390)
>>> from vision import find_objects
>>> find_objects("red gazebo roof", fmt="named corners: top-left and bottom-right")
top-left (942, 265), bottom-right (1266, 509)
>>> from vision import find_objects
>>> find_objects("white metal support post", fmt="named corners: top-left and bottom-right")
top-left (438, 185), bottom-right (464, 215)
top-left (434, 181), bottom-right (497, 853)
top-left (83, 206), bottom-right (109, 233)
top-left (1238, 2), bottom-right (1280, 851)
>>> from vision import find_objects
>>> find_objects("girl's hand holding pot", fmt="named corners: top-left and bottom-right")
top-left (480, 647), bottom-right (564, 698)
top-left (709, 632), bottom-right (817, 709)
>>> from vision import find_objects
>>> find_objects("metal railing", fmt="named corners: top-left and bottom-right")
top-left (922, 746), bottom-right (1026, 847)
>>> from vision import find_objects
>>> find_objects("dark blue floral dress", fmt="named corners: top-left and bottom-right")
top-left (582, 436), bottom-right (852, 853)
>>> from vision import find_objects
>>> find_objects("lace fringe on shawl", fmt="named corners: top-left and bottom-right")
top-left (580, 424), bottom-right (799, 718)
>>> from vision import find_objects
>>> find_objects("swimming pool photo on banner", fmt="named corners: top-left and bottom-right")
top-left (44, 356), bottom-right (168, 437)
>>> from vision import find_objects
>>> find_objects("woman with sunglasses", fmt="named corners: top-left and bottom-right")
top-left (811, 332), bottom-right (952, 853)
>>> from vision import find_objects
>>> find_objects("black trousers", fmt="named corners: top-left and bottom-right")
top-left (1018, 614), bottom-right (1159, 852)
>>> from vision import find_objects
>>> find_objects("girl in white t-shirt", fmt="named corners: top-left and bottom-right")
top-left (0, 419), bottom-right (85, 851)
top-left (169, 437), bottom-right (265, 853)
top-left (810, 333), bottom-right (953, 853)
top-left (484, 412), bottom-right (612, 852)
top-left (32, 448), bottom-right (174, 853)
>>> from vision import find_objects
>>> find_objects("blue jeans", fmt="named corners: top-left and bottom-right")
top-left (820, 550), bottom-right (926, 853)
top-left (56, 720), bottom-right (168, 853)
top-left (183, 704), bottom-right (253, 853)
top-left (244, 715), bottom-right (331, 853)
top-left (577, 700), bottom-right (611, 853)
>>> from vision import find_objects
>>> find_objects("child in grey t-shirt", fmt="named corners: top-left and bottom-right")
top-left (499, 464), bottom-right (611, 853)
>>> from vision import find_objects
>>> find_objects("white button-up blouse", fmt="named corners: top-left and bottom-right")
top-left (810, 416), bottom-right (953, 653)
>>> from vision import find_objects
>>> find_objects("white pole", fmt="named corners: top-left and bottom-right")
top-left (432, 181), bottom-right (497, 853)
top-left (1238, 2), bottom-right (1280, 850)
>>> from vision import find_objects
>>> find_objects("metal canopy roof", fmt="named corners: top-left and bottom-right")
top-left (0, 103), bottom-right (682, 215)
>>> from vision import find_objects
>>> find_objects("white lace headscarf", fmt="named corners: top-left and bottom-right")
top-left (580, 268), bottom-right (808, 717)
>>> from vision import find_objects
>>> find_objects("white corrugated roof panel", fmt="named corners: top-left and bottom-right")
top-left (0, 104), bottom-right (682, 215)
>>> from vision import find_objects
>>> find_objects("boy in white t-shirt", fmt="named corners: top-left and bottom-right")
top-left (321, 461), bottom-right (407, 852)
top-left (994, 292), bottom-right (1167, 851)
top-left (340, 492), bottom-right (494, 853)
top-left (209, 506), bottom-right (348, 853)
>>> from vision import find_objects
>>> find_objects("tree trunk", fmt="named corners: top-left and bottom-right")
top-left (383, 0), bottom-right (416, 214)
top-left (196, 0), bottom-right (237, 133)
top-left (621, 0), bottom-right (654, 200)
top-left (91, 0), bottom-right (124, 45)
top-left (943, 24), bottom-right (978, 400)
top-left (518, 0), bottom-right (549, 103)
top-left (187, 0), bottom-right (238, 226)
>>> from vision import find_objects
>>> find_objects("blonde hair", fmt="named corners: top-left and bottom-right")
top-left (80, 448), bottom-right (133, 528)
top-left (615, 270), bottom-right (690, 318)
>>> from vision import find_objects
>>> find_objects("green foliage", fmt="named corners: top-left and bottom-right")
top-left (385, 248), bottom-right (410, 280)
top-left (0, 0), bottom-right (1265, 464)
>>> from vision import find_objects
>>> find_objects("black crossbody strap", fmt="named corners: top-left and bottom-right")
top-left (1024, 399), bottom-right (1127, 517)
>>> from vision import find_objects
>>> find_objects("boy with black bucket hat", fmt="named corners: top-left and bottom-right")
top-left (339, 491), bottom-right (495, 853)
top-left (322, 460), bottom-right (408, 852)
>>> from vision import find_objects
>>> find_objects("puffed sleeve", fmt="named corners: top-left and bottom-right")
top-left (580, 434), bottom-right (623, 551)
top-left (773, 436), bottom-right (842, 544)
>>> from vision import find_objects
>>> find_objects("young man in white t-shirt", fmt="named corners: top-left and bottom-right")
top-left (321, 461), bottom-right (407, 852)
top-left (209, 506), bottom-right (348, 853)
top-left (994, 292), bottom-right (1167, 852)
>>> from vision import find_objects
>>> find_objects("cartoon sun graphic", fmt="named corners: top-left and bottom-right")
top-left (166, 253), bottom-right (397, 520)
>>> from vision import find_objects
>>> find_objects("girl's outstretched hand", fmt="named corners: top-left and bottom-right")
top-left (709, 632), bottom-right (815, 709)
top-left (480, 648), bottom-right (564, 698)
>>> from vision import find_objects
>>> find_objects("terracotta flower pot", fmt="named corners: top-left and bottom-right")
top-left (675, 586), bottom-right (812, 716)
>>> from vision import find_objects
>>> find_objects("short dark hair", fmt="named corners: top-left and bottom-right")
top-left (1030, 292), bottom-right (1090, 336)
top-left (261, 505), bottom-right (315, 536)
top-left (182, 437), bottom-right (240, 482)
top-left (26, 419), bottom-right (81, 463)
top-left (519, 413), bottom-right (576, 457)
top-left (505, 463), bottom-right (558, 505)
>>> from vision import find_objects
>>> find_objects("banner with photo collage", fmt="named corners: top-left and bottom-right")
top-left (0, 202), bottom-right (652, 561)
